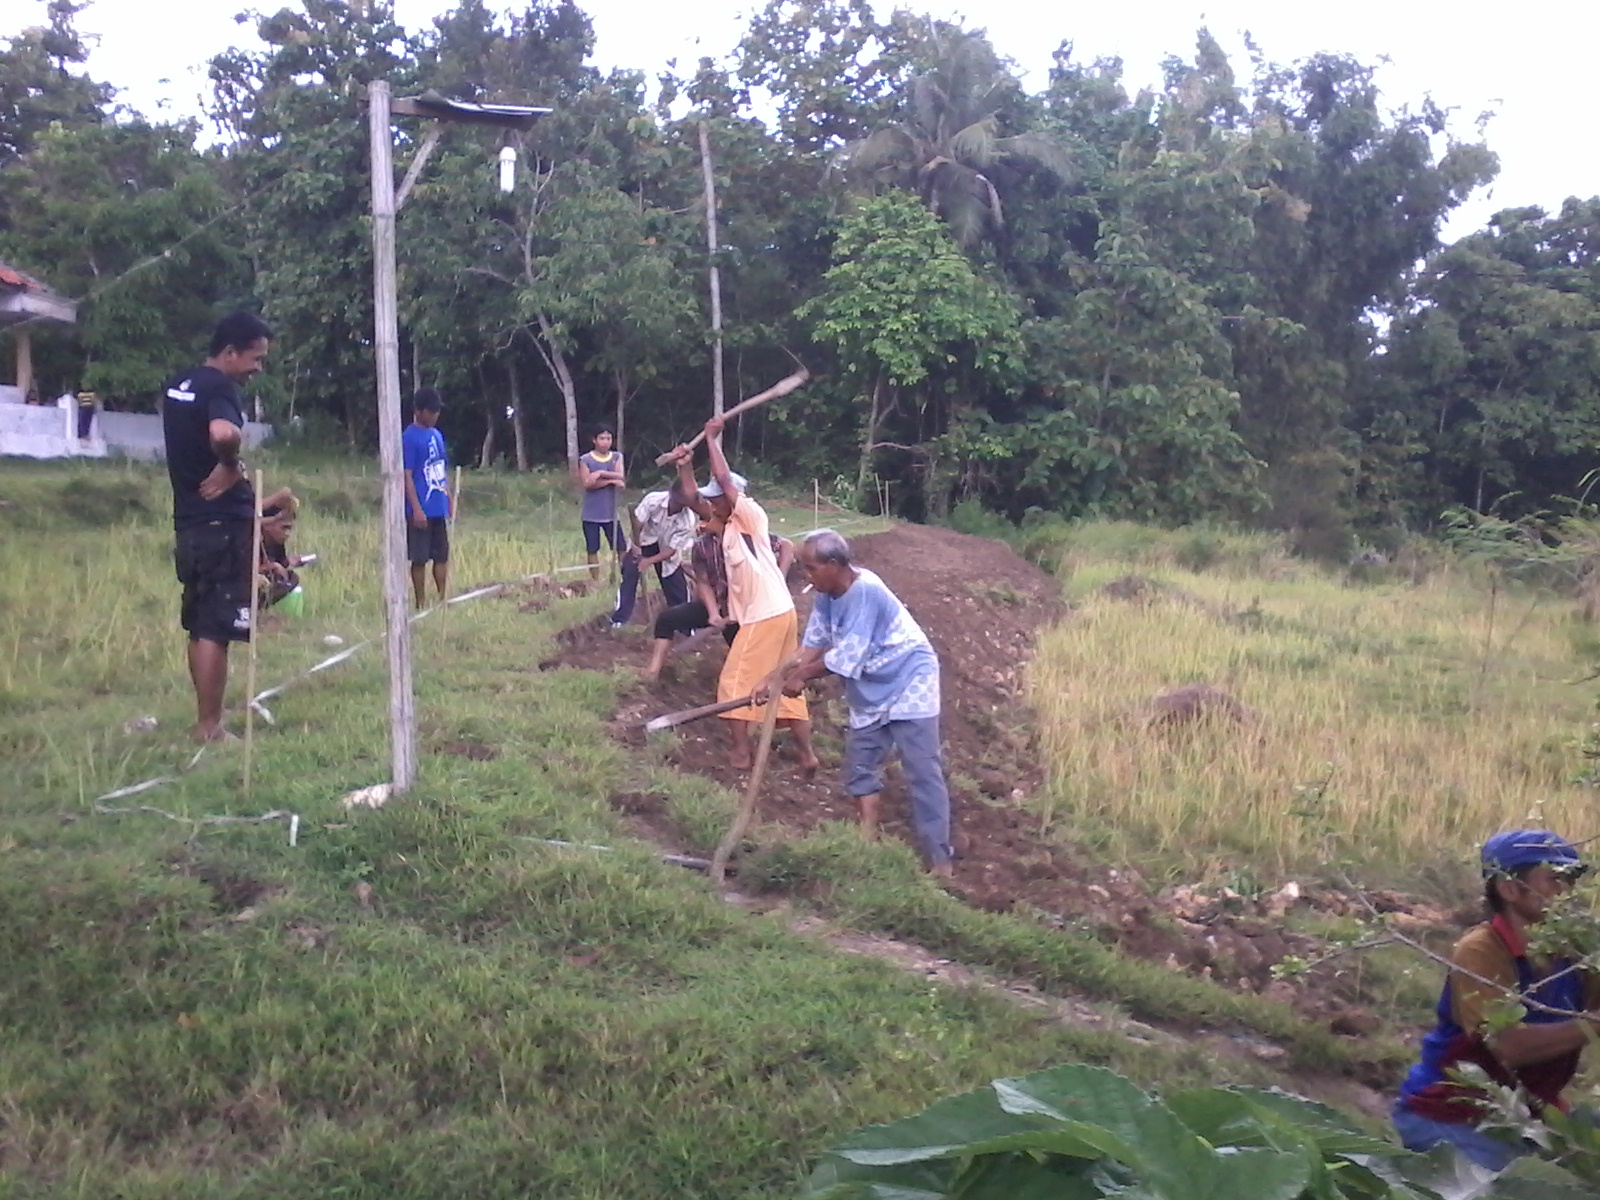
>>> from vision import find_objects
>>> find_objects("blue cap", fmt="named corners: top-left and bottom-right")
top-left (699, 472), bottom-right (748, 500)
top-left (1481, 829), bottom-right (1585, 877)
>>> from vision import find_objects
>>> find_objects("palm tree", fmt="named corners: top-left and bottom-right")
top-left (838, 28), bottom-right (1073, 248)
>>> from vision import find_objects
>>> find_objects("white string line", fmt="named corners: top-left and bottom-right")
top-left (86, 559), bottom-right (599, 824)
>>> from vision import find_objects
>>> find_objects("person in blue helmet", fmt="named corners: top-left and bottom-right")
top-left (1394, 829), bottom-right (1597, 1170)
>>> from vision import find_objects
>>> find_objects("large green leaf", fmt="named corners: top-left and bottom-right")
top-left (824, 1082), bottom-right (1096, 1166)
top-left (1168, 1087), bottom-right (1402, 1157)
top-left (948, 1151), bottom-right (1104, 1200)
top-left (1489, 1155), bottom-right (1600, 1199)
top-left (992, 1065), bottom-right (1312, 1200)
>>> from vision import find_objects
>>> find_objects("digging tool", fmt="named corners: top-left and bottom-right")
top-left (709, 655), bottom-right (799, 886)
top-left (243, 468), bottom-right (265, 801)
top-left (644, 693), bottom-right (754, 732)
top-left (654, 367), bottom-right (810, 465)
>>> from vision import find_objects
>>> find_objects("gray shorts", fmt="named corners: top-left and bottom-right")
top-left (845, 716), bottom-right (952, 864)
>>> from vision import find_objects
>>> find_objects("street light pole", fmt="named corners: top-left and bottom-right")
top-left (367, 79), bottom-right (417, 793)
top-left (366, 82), bottom-right (549, 797)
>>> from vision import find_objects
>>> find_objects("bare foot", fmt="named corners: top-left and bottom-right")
top-left (928, 861), bottom-right (955, 880)
top-left (858, 821), bottom-right (879, 843)
top-left (191, 724), bottom-right (238, 744)
top-left (729, 753), bottom-right (753, 772)
top-left (796, 754), bottom-right (820, 781)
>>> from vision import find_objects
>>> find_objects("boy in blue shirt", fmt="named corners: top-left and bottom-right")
top-left (403, 388), bottom-right (452, 608)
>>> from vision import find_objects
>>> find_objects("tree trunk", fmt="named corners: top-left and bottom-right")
top-left (614, 368), bottom-right (628, 476)
top-left (531, 312), bottom-right (580, 470)
top-left (476, 362), bottom-right (497, 468)
top-left (856, 375), bottom-right (884, 498)
top-left (508, 356), bottom-right (529, 472)
top-left (699, 122), bottom-right (724, 417)
top-left (480, 419), bottom-right (497, 469)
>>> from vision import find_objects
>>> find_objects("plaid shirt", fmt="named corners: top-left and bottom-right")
top-left (692, 531), bottom-right (784, 617)
top-left (633, 491), bottom-right (697, 576)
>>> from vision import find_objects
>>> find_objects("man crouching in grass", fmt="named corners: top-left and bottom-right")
top-left (1394, 829), bottom-right (1598, 1170)
top-left (761, 530), bottom-right (954, 877)
top-left (161, 311), bottom-right (272, 742)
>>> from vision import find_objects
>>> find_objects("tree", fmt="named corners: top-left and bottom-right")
top-left (0, 120), bottom-right (244, 401)
top-left (800, 190), bottom-right (1022, 508)
top-left (839, 25), bottom-right (1073, 248)
top-left (1367, 199), bottom-right (1600, 519)
top-left (0, 0), bottom-right (109, 178)
top-left (208, 0), bottom-right (417, 439)
top-left (984, 221), bottom-right (1264, 521)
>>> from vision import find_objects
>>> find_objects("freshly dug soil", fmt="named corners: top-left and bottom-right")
top-left (541, 523), bottom-right (1456, 1034)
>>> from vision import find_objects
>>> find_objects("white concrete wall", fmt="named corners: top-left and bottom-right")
top-left (0, 398), bottom-right (102, 459)
top-left (2, 402), bottom-right (271, 461)
top-left (98, 412), bottom-right (273, 461)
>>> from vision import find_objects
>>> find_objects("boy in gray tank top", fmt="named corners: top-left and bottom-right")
top-left (578, 425), bottom-right (626, 576)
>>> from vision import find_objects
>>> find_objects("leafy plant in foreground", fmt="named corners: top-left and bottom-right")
top-left (800, 1061), bottom-right (1599, 1199)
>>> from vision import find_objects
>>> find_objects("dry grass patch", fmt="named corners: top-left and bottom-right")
top-left (1028, 538), bottom-right (1594, 878)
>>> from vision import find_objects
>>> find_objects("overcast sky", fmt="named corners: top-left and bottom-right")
top-left (4, 0), bottom-right (1595, 241)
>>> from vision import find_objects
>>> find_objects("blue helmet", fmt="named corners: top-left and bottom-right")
top-left (1481, 829), bottom-right (1586, 879)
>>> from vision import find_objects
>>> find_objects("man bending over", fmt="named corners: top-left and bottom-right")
top-left (767, 530), bottom-right (953, 876)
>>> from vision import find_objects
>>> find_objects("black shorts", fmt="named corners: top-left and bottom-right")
top-left (583, 519), bottom-right (622, 555)
top-left (408, 516), bottom-right (450, 565)
top-left (175, 523), bottom-right (253, 644)
top-left (652, 599), bottom-right (738, 646)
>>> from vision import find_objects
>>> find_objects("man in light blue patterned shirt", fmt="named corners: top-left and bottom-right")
top-left (767, 529), bottom-right (953, 875)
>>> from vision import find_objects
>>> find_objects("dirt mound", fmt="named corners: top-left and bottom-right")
top-left (558, 524), bottom-right (1074, 910)
top-left (544, 523), bottom-right (1452, 1036)
top-left (1146, 683), bottom-right (1256, 728)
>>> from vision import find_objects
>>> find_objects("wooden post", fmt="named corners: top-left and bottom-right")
top-left (15, 326), bottom-right (32, 399)
top-left (698, 122), bottom-right (724, 417)
top-left (243, 469), bottom-right (265, 801)
top-left (444, 464), bottom-right (461, 609)
top-left (368, 80), bottom-right (418, 794)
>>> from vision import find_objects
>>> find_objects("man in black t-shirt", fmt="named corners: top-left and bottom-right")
top-left (162, 311), bottom-right (272, 742)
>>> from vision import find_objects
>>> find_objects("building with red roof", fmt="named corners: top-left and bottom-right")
top-left (0, 260), bottom-right (77, 403)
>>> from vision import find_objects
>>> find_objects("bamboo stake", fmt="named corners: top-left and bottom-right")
top-left (243, 469), bottom-right (265, 801)
top-left (443, 465), bottom-right (461, 609)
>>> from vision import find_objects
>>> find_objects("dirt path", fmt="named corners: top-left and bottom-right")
top-left (540, 523), bottom-right (1453, 1070)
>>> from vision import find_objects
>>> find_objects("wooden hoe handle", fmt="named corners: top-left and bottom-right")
top-left (654, 367), bottom-right (810, 465)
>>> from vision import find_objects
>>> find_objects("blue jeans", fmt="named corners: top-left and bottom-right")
top-left (1392, 1100), bottom-right (1520, 1172)
top-left (611, 544), bottom-right (688, 625)
top-left (845, 717), bottom-right (952, 865)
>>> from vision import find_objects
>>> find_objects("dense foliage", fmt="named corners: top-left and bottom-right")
top-left (2, 0), bottom-right (1591, 542)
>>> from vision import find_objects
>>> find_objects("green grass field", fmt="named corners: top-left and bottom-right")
top-left (2, 455), bottom-right (1355, 1200)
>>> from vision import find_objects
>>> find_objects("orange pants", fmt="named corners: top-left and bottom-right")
top-left (718, 610), bottom-right (808, 723)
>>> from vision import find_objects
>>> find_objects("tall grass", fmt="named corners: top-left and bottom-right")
top-left (1026, 522), bottom-right (1596, 879)
top-left (17, 457), bottom-right (1204, 1199)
